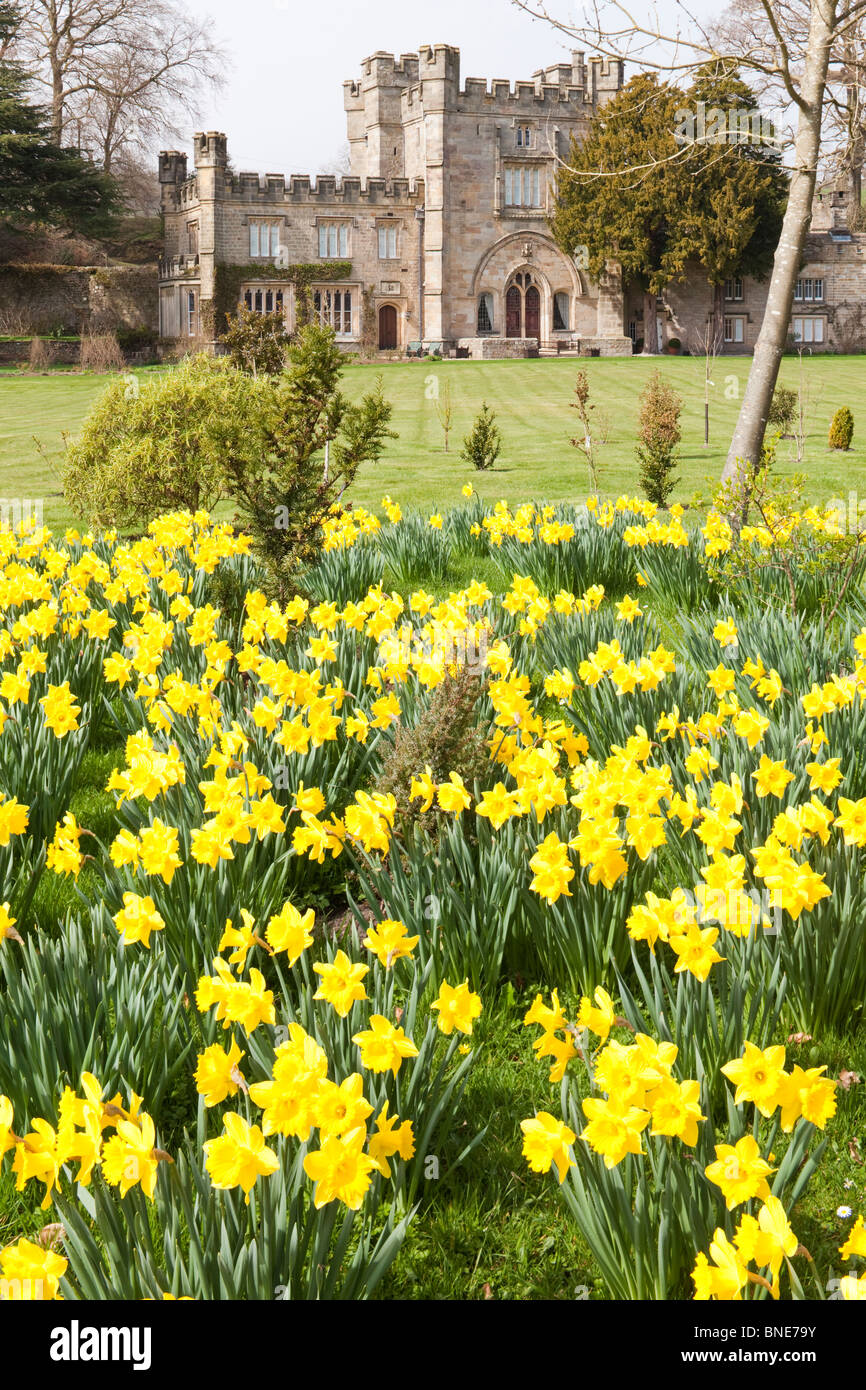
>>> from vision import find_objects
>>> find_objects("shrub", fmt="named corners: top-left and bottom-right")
top-left (61, 354), bottom-right (258, 529)
top-left (27, 336), bottom-right (53, 371)
top-left (460, 402), bottom-right (501, 471)
top-left (635, 370), bottom-right (681, 506)
top-left (708, 443), bottom-right (866, 620)
top-left (220, 324), bottom-right (396, 597)
top-left (115, 325), bottom-right (158, 356)
top-left (569, 371), bottom-right (601, 492)
top-left (375, 666), bottom-right (492, 836)
top-left (219, 304), bottom-right (293, 375)
top-left (78, 331), bottom-right (125, 373)
top-left (0, 308), bottom-right (33, 335)
top-left (828, 406), bottom-right (854, 450)
top-left (767, 384), bottom-right (798, 434)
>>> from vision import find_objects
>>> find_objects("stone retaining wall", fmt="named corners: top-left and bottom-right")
top-left (455, 334), bottom-right (633, 358)
top-left (0, 340), bottom-right (158, 367)
top-left (0, 264), bottom-right (158, 335)
top-left (456, 336), bottom-right (539, 359)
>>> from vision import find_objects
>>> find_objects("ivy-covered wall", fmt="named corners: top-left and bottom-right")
top-left (201, 261), bottom-right (352, 340)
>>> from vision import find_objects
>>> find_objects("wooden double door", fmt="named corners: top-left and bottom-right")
top-left (506, 276), bottom-right (541, 339)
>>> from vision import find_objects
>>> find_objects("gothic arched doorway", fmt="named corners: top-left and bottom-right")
top-left (378, 304), bottom-right (398, 350)
top-left (505, 272), bottom-right (541, 340)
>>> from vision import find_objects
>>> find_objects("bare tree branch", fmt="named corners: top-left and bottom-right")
top-left (16, 0), bottom-right (228, 163)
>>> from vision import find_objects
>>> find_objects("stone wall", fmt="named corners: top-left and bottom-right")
top-left (457, 336), bottom-right (539, 358)
top-left (0, 339), bottom-right (79, 365)
top-left (0, 339), bottom-right (159, 367)
top-left (572, 335), bottom-right (633, 357)
top-left (624, 236), bottom-right (866, 354)
top-left (0, 264), bottom-right (158, 335)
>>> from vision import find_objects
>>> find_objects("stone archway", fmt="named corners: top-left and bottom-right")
top-left (472, 232), bottom-right (589, 344)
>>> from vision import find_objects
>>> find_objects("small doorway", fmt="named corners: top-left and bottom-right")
top-left (378, 304), bottom-right (398, 350)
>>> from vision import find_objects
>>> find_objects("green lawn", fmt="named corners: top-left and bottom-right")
top-left (1, 356), bottom-right (865, 530)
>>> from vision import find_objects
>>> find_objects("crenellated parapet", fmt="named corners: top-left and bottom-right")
top-left (193, 131), bottom-right (228, 167)
top-left (359, 50), bottom-right (421, 84)
top-left (340, 44), bottom-right (627, 116)
top-left (158, 151), bottom-right (188, 185)
top-left (218, 171), bottom-right (424, 205)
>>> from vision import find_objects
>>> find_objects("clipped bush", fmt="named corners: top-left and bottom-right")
top-left (767, 384), bottom-right (798, 434)
top-left (62, 354), bottom-right (259, 529)
top-left (828, 406), bottom-right (854, 450)
top-left (635, 369), bottom-right (682, 506)
top-left (460, 402), bottom-right (501, 471)
top-left (116, 325), bottom-right (158, 356)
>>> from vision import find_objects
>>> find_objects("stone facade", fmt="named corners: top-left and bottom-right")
top-left (158, 44), bottom-right (632, 357)
top-left (627, 229), bottom-right (866, 356)
top-left (158, 41), bottom-right (866, 358)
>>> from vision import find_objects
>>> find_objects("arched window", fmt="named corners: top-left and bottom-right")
top-left (553, 292), bottom-right (570, 331)
top-left (477, 293), bottom-right (494, 334)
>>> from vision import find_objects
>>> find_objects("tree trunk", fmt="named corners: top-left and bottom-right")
top-left (723, 0), bottom-right (837, 483)
top-left (642, 289), bottom-right (658, 353)
top-left (50, 43), bottom-right (64, 142)
top-left (711, 283), bottom-right (724, 356)
top-left (102, 115), bottom-right (116, 176)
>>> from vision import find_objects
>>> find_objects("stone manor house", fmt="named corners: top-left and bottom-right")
top-left (157, 43), bottom-right (866, 357)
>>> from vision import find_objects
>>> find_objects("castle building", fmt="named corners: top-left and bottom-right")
top-left (158, 44), bottom-right (631, 356)
top-left (158, 43), bottom-right (866, 357)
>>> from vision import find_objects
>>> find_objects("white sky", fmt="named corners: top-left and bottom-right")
top-left (177, 0), bottom-right (620, 174)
